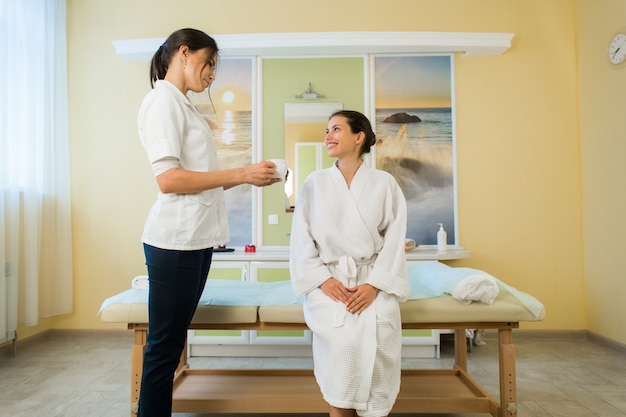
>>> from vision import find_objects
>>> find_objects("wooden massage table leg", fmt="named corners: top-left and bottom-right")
top-left (129, 325), bottom-right (190, 417)
top-left (498, 328), bottom-right (517, 417)
top-left (130, 327), bottom-right (146, 417)
top-left (454, 328), bottom-right (468, 371)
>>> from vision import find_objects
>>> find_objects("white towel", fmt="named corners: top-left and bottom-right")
top-left (131, 275), bottom-right (149, 290)
top-left (450, 274), bottom-right (499, 305)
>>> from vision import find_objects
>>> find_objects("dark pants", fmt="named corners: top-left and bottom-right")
top-left (137, 244), bottom-right (213, 417)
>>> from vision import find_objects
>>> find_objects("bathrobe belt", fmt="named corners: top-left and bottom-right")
top-left (326, 255), bottom-right (377, 327)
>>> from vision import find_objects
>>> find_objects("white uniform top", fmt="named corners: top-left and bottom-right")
top-left (137, 80), bottom-right (229, 250)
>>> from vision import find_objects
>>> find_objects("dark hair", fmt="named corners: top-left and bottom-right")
top-left (149, 28), bottom-right (219, 87)
top-left (330, 110), bottom-right (377, 155)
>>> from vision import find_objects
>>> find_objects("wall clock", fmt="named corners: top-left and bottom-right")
top-left (608, 32), bottom-right (626, 65)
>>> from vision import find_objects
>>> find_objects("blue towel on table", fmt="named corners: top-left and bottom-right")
top-left (97, 279), bottom-right (303, 315)
top-left (198, 279), bottom-right (303, 306)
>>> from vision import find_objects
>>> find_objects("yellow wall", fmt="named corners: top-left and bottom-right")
top-left (575, 0), bottom-right (626, 345)
top-left (22, 0), bottom-right (623, 345)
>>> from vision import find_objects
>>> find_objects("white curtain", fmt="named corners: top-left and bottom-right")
top-left (0, 0), bottom-right (73, 326)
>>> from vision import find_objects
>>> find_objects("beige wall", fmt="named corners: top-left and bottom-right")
top-left (19, 0), bottom-right (624, 345)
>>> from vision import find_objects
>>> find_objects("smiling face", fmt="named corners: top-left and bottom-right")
top-left (325, 115), bottom-right (364, 160)
top-left (184, 47), bottom-right (218, 93)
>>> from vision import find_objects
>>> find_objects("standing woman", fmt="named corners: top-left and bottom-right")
top-left (290, 110), bottom-right (410, 417)
top-left (136, 28), bottom-right (279, 417)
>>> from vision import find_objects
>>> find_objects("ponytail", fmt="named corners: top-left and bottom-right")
top-left (149, 28), bottom-right (219, 88)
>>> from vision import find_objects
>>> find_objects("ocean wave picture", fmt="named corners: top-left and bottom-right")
top-left (374, 55), bottom-right (456, 246)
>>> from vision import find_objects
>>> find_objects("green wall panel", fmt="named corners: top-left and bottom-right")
top-left (261, 57), bottom-right (365, 246)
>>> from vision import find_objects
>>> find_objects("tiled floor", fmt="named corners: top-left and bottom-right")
top-left (0, 330), bottom-right (625, 417)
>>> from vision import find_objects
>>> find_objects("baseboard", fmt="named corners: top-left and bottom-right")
top-left (479, 329), bottom-right (626, 351)
top-left (586, 330), bottom-right (626, 354)
top-left (0, 339), bottom-right (17, 358)
top-left (0, 331), bottom-right (48, 358)
top-left (498, 329), bottom-right (588, 340)
top-left (476, 328), bottom-right (587, 341)
top-left (45, 328), bottom-right (131, 338)
top-left (0, 328), bottom-right (131, 358)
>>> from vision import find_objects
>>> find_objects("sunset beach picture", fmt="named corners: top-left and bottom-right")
top-left (188, 58), bottom-right (254, 247)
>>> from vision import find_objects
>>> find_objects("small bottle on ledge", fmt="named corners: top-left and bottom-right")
top-left (437, 223), bottom-right (447, 253)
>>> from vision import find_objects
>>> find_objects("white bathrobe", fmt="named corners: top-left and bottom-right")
top-left (290, 162), bottom-right (410, 417)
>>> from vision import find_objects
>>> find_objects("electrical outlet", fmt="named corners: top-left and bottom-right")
top-left (5, 261), bottom-right (11, 277)
top-left (268, 214), bottom-right (279, 225)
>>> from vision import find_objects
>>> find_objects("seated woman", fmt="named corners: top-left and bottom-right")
top-left (289, 110), bottom-right (410, 417)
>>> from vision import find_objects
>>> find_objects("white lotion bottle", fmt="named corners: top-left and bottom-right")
top-left (437, 223), bottom-right (447, 253)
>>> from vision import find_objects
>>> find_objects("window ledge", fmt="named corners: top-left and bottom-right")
top-left (113, 31), bottom-right (513, 62)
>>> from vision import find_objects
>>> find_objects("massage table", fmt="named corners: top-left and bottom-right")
top-left (99, 283), bottom-right (544, 417)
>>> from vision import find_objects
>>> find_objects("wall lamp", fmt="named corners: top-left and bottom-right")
top-left (295, 82), bottom-right (325, 100)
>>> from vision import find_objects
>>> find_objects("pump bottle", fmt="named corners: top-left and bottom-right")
top-left (437, 223), bottom-right (447, 253)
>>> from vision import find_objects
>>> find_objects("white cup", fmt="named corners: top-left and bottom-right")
top-left (269, 159), bottom-right (288, 179)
